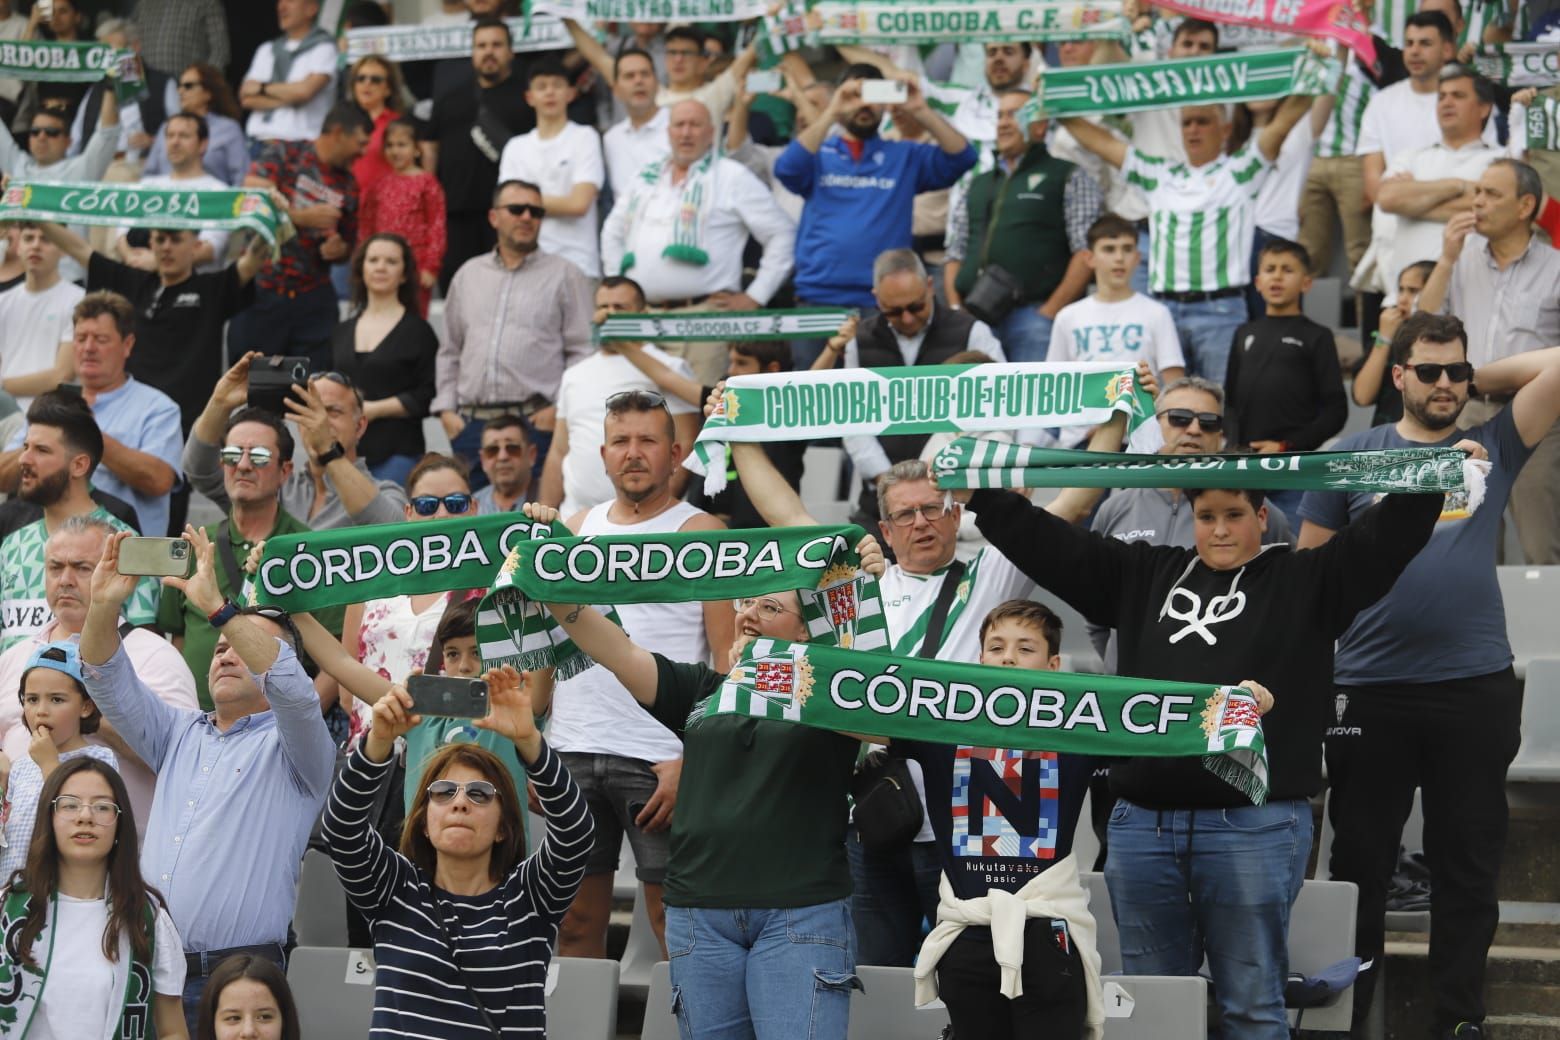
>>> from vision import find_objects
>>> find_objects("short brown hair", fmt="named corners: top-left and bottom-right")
top-left (1390, 312), bottom-right (1467, 367)
top-left (1086, 213), bottom-right (1138, 249)
top-left (401, 743), bottom-right (525, 882)
top-left (406, 452), bottom-right (471, 495)
top-left (978, 599), bottom-right (1061, 658)
top-left (73, 291), bottom-right (135, 338)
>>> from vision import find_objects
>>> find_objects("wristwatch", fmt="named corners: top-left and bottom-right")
top-left (207, 599), bottom-right (240, 629)
top-left (316, 441), bottom-right (346, 467)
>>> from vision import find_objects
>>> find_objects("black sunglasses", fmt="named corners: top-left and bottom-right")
top-left (176, 79), bottom-right (203, 90)
top-left (879, 299), bottom-right (927, 319)
top-left (500, 203), bottom-right (546, 219)
top-left (605, 389), bottom-right (667, 411)
top-left (355, 73), bottom-right (387, 84)
top-left (411, 493), bottom-right (473, 516)
top-left (28, 126), bottom-right (64, 138)
top-left (1158, 408), bottom-right (1224, 432)
top-left (1406, 361), bottom-right (1473, 385)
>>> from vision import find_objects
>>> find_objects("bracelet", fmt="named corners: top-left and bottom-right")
top-left (207, 599), bottom-right (240, 629)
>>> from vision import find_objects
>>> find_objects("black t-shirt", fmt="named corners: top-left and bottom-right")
top-left (421, 74), bottom-right (535, 213)
top-left (895, 740), bottom-right (1093, 900)
top-left (331, 311), bottom-right (439, 464)
top-left (689, 383), bottom-right (809, 527)
top-left (87, 253), bottom-right (256, 435)
top-left (1224, 314), bottom-right (1347, 450)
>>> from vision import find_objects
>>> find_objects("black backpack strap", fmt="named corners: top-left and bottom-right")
top-left (917, 560), bottom-right (967, 659)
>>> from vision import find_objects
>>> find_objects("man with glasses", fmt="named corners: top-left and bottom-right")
top-left (436, 179), bottom-right (595, 489)
top-left (1298, 314), bottom-right (1560, 1038)
top-left (159, 403), bottom-right (345, 707)
top-left (183, 353), bottom-right (407, 533)
top-left (0, 79), bottom-right (119, 183)
top-left (80, 526), bottom-right (336, 1033)
top-left (474, 415), bottom-right (536, 514)
top-left (540, 277), bottom-right (698, 516)
top-left (829, 248), bottom-right (1001, 527)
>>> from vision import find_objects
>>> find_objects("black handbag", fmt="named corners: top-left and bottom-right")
top-left (962, 263), bottom-right (1023, 327)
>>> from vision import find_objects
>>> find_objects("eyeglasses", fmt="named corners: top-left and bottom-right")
top-left (879, 299), bottom-right (927, 320)
top-left (176, 79), bottom-right (203, 90)
top-left (52, 796), bottom-right (122, 824)
top-left (733, 596), bottom-right (799, 620)
top-left (411, 493), bottom-right (473, 516)
top-left (427, 779), bottom-right (498, 806)
top-left (482, 442), bottom-right (527, 458)
top-left (219, 445), bottom-right (276, 468)
top-left (354, 73), bottom-right (388, 85)
top-left (665, 47), bottom-right (702, 58)
top-left (1158, 408), bottom-right (1224, 433)
top-left (28, 126), bottom-right (64, 138)
top-left (605, 390), bottom-right (667, 411)
top-left (500, 203), bottom-right (546, 219)
top-left (1407, 361), bottom-right (1474, 384)
top-left (885, 496), bottom-right (953, 527)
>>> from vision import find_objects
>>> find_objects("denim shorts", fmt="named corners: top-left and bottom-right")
top-left (558, 751), bottom-right (669, 883)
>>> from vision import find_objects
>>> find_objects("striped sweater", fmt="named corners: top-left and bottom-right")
top-left (321, 741), bottom-right (593, 1038)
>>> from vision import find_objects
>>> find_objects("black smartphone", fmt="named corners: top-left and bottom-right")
top-left (248, 356), bottom-right (311, 416)
top-left (406, 674), bottom-right (489, 719)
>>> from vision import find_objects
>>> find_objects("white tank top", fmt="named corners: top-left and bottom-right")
top-left (545, 500), bottom-right (710, 761)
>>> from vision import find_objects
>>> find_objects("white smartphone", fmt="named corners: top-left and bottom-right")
top-left (861, 79), bottom-right (908, 105)
top-left (38, 0), bottom-right (54, 19)
top-left (746, 69), bottom-right (782, 94)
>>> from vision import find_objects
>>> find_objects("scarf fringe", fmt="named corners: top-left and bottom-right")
top-left (1202, 753), bottom-right (1268, 806)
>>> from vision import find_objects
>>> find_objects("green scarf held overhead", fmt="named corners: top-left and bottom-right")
top-left (1021, 48), bottom-right (1338, 121)
top-left (620, 151), bottom-right (718, 270)
top-left (476, 525), bottom-right (890, 676)
top-left (1523, 95), bottom-right (1560, 153)
top-left (0, 181), bottom-right (289, 246)
top-left (533, 0), bottom-right (772, 22)
top-left (1472, 43), bottom-right (1559, 88)
top-left (700, 637), bottom-right (1271, 804)
top-left (597, 308), bottom-right (851, 343)
top-left (0, 39), bottom-right (131, 82)
top-left (931, 436), bottom-right (1490, 507)
top-left (342, 18), bottom-right (573, 62)
top-left (688, 362), bottom-right (1156, 496)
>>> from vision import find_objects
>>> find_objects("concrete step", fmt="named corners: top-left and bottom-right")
top-left (1497, 808), bottom-right (1560, 904)
top-left (1386, 903), bottom-right (1560, 949)
top-left (1481, 1014), bottom-right (1560, 1038)
top-left (1382, 939), bottom-right (1560, 1036)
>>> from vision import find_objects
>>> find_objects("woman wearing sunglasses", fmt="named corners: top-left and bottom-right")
top-left (319, 666), bottom-right (591, 1037)
top-left (0, 756), bottom-right (188, 1038)
top-left (345, 56), bottom-right (407, 203)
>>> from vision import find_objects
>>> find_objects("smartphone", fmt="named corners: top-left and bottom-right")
top-left (746, 68), bottom-right (782, 94)
top-left (247, 356), bottom-right (311, 416)
top-left (861, 79), bottom-right (908, 105)
top-left (407, 674), bottom-right (490, 719)
top-left (117, 537), bottom-right (193, 578)
top-left (38, 0), bottom-right (54, 20)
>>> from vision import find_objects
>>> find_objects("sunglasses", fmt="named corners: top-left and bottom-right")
top-left (1406, 361), bottom-right (1473, 384)
top-left (355, 73), bottom-right (388, 85)
top-left (176, 79), bottom-right (203, 90)
top-left (879, 299), bottom-right (927, 319)
top-left (427, 779), bottom-right (498, 805)
top-left (500, 203), bottom-right (546, 219)
top-left (1158, 408), bottom-right (1224, 433)
top-left (411, 493), bottom-right (473, 516)
top-left (28, 126), bottom-right (64, 138)
top-left (482, 442), bottom-right (527, 458)
top-left (605, 389), bottom-right (667, 410)
top-left (220, 446), bottom-right (276, 468)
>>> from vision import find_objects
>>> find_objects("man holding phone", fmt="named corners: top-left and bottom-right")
top-left (79, 525), bottom-right (335, 1032)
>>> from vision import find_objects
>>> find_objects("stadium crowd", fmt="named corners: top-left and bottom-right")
top-left (0, 0), bottom-right (1555, 1037)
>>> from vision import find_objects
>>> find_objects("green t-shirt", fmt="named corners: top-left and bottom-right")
top-left (649, 653), bottom-right (858, 909)
top-left (156, 509), bottom-right (345, 709)
top-left (0, 508), bottom-right (159, 652)
top-left (403, 718), bottom-right (530, 851)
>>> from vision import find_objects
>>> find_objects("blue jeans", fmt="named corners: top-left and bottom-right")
top-left (845, 828), bottom-right (941, 967)
top-left (665, 899), bottom-right (860, 1040)
top-left (1132, 228), bottom-right (1151, 296)
top-left (1104, 798), bottom-right (1311, 1040)
top-left (1159, 294), bottom-right (1249, 384)
top-left (996, 305), bottom-right (1054, 364)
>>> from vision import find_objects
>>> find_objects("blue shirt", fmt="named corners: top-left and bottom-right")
top-left (83, 638), bottom-right (336, 952)
top-left (775, 134), bottom-right (975, 307)
top-left (1297, 408), bottom-right (1532, 685)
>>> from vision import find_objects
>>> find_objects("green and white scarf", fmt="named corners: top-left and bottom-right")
top-left (620, 151), bottom-right (718, 270)
top-left (1472, 43), bottom-right (1559, 88)
top-left (475, 525), bottom-right (889, 676)
top-left (0, 181), bottom-right (288, 246)
top-left (758, 0), bottom-right (1128, 62)
top-left (1522, 94), bottom-right (1560, 153)
top-left (931, 437), bottom-right (1488, 507)
top-left (1023, 48), bottom-right (1339, 120)
top-left (343, 17), bottom-right (573, 62)
top-left (534, 0), bottom-right (772, 22)
top-left (598, 307), bottom-right (851, 343)
top-left (701, 637), bottom-right (1271, 804)
top-left (0, 888), bottom-right (157, 1039)
top-left (689, 362), bottom-right (1155, 495)
top-left (0, 39), bottom-right (132, 82)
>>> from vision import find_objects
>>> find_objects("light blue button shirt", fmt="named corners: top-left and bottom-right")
top-left (83, 637), bottom-right (336, 952)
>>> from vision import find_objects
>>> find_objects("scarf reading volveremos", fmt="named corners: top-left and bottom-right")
top-left (343, 18), bottom-right (572, 62)
top-left (1024, 48), bottom-right (1339, 119)
top-left (1153, 0), bottom-right (1377, 69)
top-left (0, 181), bottom-right (286, 245)
top-left (0, 888), bottom-right (157, 1038)
top-left (688, 363), bottom-right (1154, 495)
top-left (1473, 43), bottom-right (1559, 87)
top-left (758, 0), bottom-right (1127, 62)
top-left (620, 151), bottom-right (717, 269)
top-left (931, 436), bottom-right (1489, 506)
top-left (598, 308), bottom-right (851, 343)
top-left (699, 637), bottom-right (1270, 803)
top-left (475, 526), bottom-right (889, 677)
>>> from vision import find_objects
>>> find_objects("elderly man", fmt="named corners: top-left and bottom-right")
top-left (1416, 158), bottom-right (1560, 564)
top-left (475, 415), bottom-right (537, 514)
top-left (81, 527), bottom-right (335, 1030)
top-left (0, 513), bottom-right (197, 841)
top-left (1060, 92), bottom-right (1316, 382)
top-left (601, 98), bottom-right (796, 385)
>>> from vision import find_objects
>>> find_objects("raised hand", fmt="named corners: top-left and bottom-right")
top-left (162, 525), bottom-right (224, 615)
top-left (365, 685), bottom-right (421, 763)
top-left (94, 531), bottom-right (145, 614)
top-left (473, 665), bottom-right (543, 762)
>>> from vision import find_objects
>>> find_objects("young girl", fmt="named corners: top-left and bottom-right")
top-left (0, 757), bottom-right (187, 1038)
top-left (195, 954), bottom-right (301, 1040)
top-left (0, 642), bottom-right (117, 879)
top-left (358, 118), bottom-right (446, 317)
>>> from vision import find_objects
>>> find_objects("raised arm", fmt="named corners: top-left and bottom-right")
top-left (1058, 116), bottom-right (1128, 170)
top-left (563, 17), bottom-right (617, 85)
top-left (1256, 93), bottom-right (1314, 163)
top-left (1486, 346), bottom-right (1560, 448)
top-left (35, 220), bottom-right (92, 269)
top-left (544, 601), bottom-right (660, 704)
top-left (612, 343), bottom-right (705, 406)
top-left (1415, 211), bottom-right (1472, 316)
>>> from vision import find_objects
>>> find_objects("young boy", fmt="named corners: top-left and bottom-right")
top-left (1223, 238), bottom-right (1348, 525)
top-left (1046, 214), bottom-right (1186, 445)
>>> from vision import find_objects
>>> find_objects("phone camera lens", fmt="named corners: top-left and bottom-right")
top-left (171, 542), bottom-right (188, 559)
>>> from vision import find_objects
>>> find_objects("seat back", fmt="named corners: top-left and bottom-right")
top-left (1284, 880), bottom-right (1358, 1031)
top-left (640, 961), bottom-right (679, 1040)
top-left (619, 885), bottom-right (661, 995)
top-left (545, 957), bottom-right (620, 1040)
top-left (847, 964), bottom-right (950, 1040)
top-left (1498, 566), bottom-right (1559, 675)
top-left (292, 849), bottom-right (349, 948)
top-left (1512, 656), bottom-right (1560, 781)
top-left (287, 946), bottom-right (376, 1040)
top-left (1101, 975), bottom-right (1209, 1039)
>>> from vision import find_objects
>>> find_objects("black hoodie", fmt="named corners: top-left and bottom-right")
top-left (971, 489), bottom-right (1442, 808)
